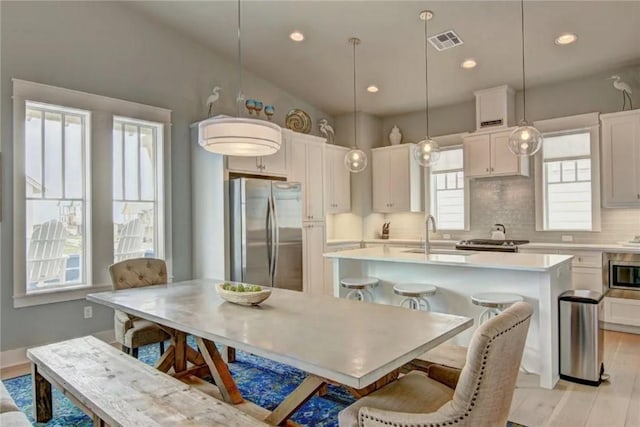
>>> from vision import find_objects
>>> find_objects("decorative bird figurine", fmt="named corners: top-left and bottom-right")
top-left (608, 75), bottom-right (633, 111)
top-left (206, 86), bottom-right (222, 117)
top-left (318, 119), bottom-right (335, 143)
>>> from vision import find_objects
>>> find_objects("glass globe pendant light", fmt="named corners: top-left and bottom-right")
top-left (508, 0), bottom-right (542, 157)
top-left (344, 37), bottom-right (368, 173)
top-left (413, 10), bottom-right (440, 168)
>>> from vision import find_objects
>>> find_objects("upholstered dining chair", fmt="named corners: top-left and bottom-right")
top-left (108, 258), bottom-right (171, 358)
top-left (339, 301), bottom-right (533, 427)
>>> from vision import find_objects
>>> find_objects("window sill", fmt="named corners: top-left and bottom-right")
top-left (13, 284), bottom-right (113, 308)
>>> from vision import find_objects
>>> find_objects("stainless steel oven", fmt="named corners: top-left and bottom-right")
top-left (605, 253), bottom-right (640, 291)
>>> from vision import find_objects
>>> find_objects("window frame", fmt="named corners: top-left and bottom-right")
top-left (533, 113), bottom-right (601, 232)
top-left (12, 79), bottom-right (172, 308)
top-left (426, 140), bottom-right (470, 232)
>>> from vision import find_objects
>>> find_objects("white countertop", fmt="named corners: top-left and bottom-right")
top-left (324, 247), bottom-right (573, 272)
top-left (521, 242), bottom-right (640, 253)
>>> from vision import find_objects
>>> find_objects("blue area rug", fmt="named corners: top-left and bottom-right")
top-left (2, 338), bottom-right (526, 426)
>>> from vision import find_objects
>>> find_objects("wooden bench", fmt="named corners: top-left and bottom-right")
top-left (26, 335), bottom-right (268, 426)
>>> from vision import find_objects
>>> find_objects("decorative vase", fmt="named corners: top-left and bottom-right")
top-left (389, 125), bottom-right (402, 145)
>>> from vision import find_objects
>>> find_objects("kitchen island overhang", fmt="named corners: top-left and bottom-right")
top-left (324, 247), bottom-right (573, 389)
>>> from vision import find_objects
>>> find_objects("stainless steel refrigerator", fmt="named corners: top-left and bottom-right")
top-left (229, 178), bottom-right (303, 291)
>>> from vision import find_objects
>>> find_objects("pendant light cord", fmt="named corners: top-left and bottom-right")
top-left (352, 39), bottom-right (358, 149)
top-left (237, 0), bottom-right (243, 116)
top-left (520, 0), bottom-right (527, 122)
top-left (424, 14), bottom-right (430, 138)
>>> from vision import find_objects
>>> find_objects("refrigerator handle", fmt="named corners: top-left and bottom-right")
top-left (266, 197), bottom-right (272, 279)
top-left (271, 194), bottom-right (280, 287)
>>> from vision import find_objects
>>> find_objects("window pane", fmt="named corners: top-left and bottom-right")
top-left (124, 124), bottom-right (139, 200)
top-left (436, 174), bottom-right (446, 190)
top-left (561, 161), bottom-right (576, 182)
top-left (113, 123), bottom-right (123, 200)
top-left (457, 171), bottom-right (464, 188)
top-left (113, 201), bottom-right (155, 262)
top-left (577, 158), bottom-right (591, 181)
top-left (546, 182), bottom-right (592, 230)
top-left (432, 148), bottom-right (463, 172)
top-left (446, 172), bottom-right (456, 189)
top-left (26, 200), bottom-right (84, 291)
top-left (140, 126), bottom-right (155, 200)
top-left (543, 132), bottom-right (590, 160)
top-left (546, 162), bottom-right (561, 183)
top-left (64, 115), bottom-right (83, 199)
top-left (25, 109), bottom-right (43, 198)
top-left (44, 112), bottom-right (63, 198)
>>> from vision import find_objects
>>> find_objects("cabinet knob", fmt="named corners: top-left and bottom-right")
top-left (490, 167), bottom-right (494, 172)
top-left (486, 168), bottom-right (489, 172)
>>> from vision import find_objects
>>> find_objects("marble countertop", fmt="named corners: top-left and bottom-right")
top-left (324, 246), bottom-right (573, 272)
top-left (520, 242), bottom-right (640, 253)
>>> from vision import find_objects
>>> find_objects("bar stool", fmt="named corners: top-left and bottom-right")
top-left (394, 283), bottom-right (437, 311)
top-left (341, 277), bottom-right (378, 302)
top-left (471, 292), bottom-right (524, 324)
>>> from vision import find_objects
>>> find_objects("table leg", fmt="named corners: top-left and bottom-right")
top-left (155, 345), bottom-right (175, 373)
top-left (265, 375), bottom-right (326, 426)
top-left (174, 332), bottom-right (187, 372)
top-left (31, 363), bottom-right (52, 422)
top-left (222, 346), bottom-right (236, 363)
top-left (195, 337), bottom-right (244, 404)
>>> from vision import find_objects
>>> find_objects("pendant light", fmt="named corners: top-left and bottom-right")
top-left (344, 37), bottom-right (368, 174)
top-left (198, 0), bottom-right (282, 156)
top-left (508, 0), bottom-right (542, 157)
top-left (413, 10), bottom-right (440, 168)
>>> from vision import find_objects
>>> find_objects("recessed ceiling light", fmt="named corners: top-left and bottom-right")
top-left (289, 31), bottom-right (305, 42)
top-left (555, 33), bottom-right (578, 45)
top-left (461, 59), bottom-right (477, 69)
top-left (367, 85), bottom-right (379, 93)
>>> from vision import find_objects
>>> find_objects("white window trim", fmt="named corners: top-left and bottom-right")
top-left (12, 79), bottom-right (172, 307)
top-left (425, 137), bottom-right (470, 231)
top-left (533, 112), bottom-right (601, 232)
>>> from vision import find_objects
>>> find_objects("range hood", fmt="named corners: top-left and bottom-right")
top-left (474, 85), bottom-right (515, 131)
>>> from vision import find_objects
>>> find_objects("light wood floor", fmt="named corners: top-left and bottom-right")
top-left (509, 330), bottom-right (640, 427)
top-left (3, 331), bottom-right (639, 426)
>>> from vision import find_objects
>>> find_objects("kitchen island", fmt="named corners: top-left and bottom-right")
top-left (324, 246), bottom-right (573, 389)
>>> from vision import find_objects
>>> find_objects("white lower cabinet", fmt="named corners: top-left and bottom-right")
top-left (303, 223), bottom-right (325, 296)
top-left (604, 297), bottom-right (640, 327)
top-left (519, 248), bottom-right (603, 292)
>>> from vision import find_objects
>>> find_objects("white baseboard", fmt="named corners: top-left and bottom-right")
top-left (603, 322), bottom-right (640, 335)
top-left (0, 330), bottom-right (116, 370)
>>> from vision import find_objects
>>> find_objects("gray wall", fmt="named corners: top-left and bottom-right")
top-left (0, 1), bottom-right (330, 352)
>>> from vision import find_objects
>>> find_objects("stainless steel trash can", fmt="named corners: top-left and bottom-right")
top-left (559, 290), bottom-right (605, 386)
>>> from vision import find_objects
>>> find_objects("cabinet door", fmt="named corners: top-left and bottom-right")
top-left (289, 140), bottom-right (307, 215)
top-left (227, 156), bottom-right (260, 174)
top-left (372, 150), bottom-right (390, 212)
top-left (490, 131), bottom-right (519, 175)
top-left (388, 147), bottom-right (411, 211)
top-left (305, 143), bottom-right (325, 221)
top-left (463, 135), bottom-right (491, 177)
top-left (328, 147), bottom-right (351, 213)
top-left (602, 115), bottom-right (640, 206)
top-left (260, 142), bottom-right (287, 176)
top-left (572, 267), bottom-right (603, 292)
top-left (303, 223), bottom-right (325, 296)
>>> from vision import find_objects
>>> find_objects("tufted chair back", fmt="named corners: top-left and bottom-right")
top-left (109, 258), bottom-right (168, 290)
top-left (358, 302), bottom-right (533, 427)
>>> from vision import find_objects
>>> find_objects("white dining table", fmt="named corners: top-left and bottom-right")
top-left (88, 279), bottom-right (472, 425)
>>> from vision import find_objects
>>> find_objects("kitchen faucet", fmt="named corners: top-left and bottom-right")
top-left (424, 214), bottom-right (437, 254)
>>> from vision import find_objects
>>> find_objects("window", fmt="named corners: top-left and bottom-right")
top-left (534, 113), bottom-right (601, 232)
top-left (113, 117), bottom-right (165, 262)
top-left (430, 147), bottom-right (467, 230)
top-left (13, 79), bottom-right (171, 307)
top-left (24, 102), bottom-right (91, 293)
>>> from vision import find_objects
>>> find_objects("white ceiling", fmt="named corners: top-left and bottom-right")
top-left (127, 1), bottom-right (640, 116)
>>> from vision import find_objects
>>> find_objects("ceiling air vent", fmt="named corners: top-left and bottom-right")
top-left (428, 30), bottom-right (464, 51)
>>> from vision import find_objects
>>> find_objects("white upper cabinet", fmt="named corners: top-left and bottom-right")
top-left (463, 130), bottom-right (529, 178)
top-left (601, 109), bottom-right (640, 207)
top-left (227, 135), bottom-right (288, 176)
top-left (372, 144), bottom-right (423, 213)
top-left (325, 145), bottom-right (351, 214)
top-left (288, 130), bottom-right (326, 221)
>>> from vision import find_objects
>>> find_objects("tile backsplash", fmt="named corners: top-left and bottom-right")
top-left (360, 175), bottom-right (639, 243)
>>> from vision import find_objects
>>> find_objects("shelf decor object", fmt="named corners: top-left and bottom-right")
top-left (344, 37), bottom-right (368, 173)
top-left (389, 125), bottom-right (402, 145)
top-left (508, 0), bottom-right (543, 157)
top-left (413, 10), bottom-right (441, 168)
top-left (198, 0), bottom-right (282, 156)
top-left (285, 109), bottom-right (312, 134)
